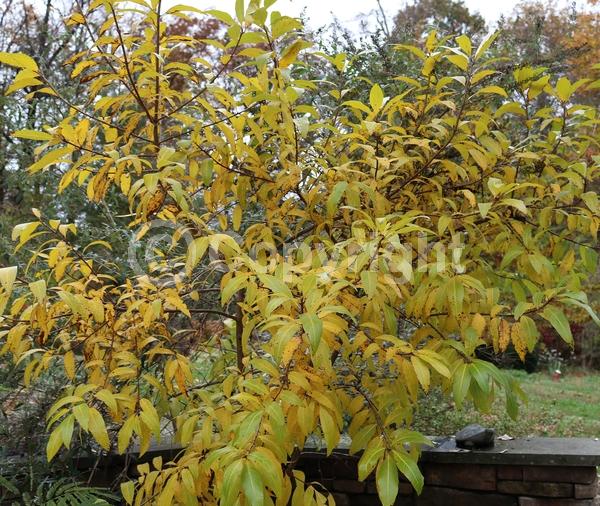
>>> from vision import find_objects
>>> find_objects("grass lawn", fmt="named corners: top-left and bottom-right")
top-left (412, 369), bottom-right (600, 438)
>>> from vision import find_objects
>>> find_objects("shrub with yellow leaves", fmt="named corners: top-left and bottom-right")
top-left (0, 1), bottom-right (599, 505)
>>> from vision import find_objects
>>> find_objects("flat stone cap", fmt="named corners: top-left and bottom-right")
top-left (422, 437), bottom-right (600, 467)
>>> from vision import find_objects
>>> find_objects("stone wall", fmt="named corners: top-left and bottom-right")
top-left (78, 437), bottom-right (600, 505)
top-left (296, 452), bottom-right (599, 505)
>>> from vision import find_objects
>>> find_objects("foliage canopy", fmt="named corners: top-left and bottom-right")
top-left (0, 1), bottom-right (599, 505)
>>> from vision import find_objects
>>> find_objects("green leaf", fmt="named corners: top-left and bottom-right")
top-left (502, 198), bottom-right (528, 215)
top-left (241, 464), bottom-right (264, 505)
top-left (201, 158), bottom-right (214, 185)
top-left (416, 350), bottom-right (451, 378)
top-left (235, 0), bottom-right (245, 22)
top-left (350, 424), bottom-right (376, 454)
top-left (392, 449), bottom-right (424, 494)
top-left (205, 9), bottom-right (234, 25)
top-left (222, 275), bottom-right (247, 305)
top-left (541, 305), bottom-right (573, 344)
top-left (166, 4), bottom-right (204, 14)
top-left (299, 313), bottom-right (323, 353)
top-left (248, 448), bottom-right (284, 497)
top-left (235, 410), bottom-right (263, 446)
top-left (468, 362), bottom-right (490, 394)
top-left (519, 315), bottom-right (540, 352)
top-left (452, 362), bottom-right (471, 408)
top-left (478, 202), bottom-right (492, 218)
top-left (260, 274), bottom-right (293, 298)
top-left (326, 181), bottom-right (347, 217)
top-left (376, 454), bottom-right (399, 506)
top-left (580, 246), bottom-right (598, 272)
top-left (0, 475), bottom-right (19, 495)
top-left (446, 277), bottom-right (464, 317)
top-left (222, 460), bottom-right (243, 506)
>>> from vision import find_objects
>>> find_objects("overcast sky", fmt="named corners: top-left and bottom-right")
top-left (204, 0), bottom-right (589, 32)
top-left (259, 0), bottom-right (515, 28)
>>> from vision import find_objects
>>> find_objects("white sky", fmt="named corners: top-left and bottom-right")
top-left (32, 0), bottom-right (595, 31)
top-left (206, 0), bottom-right (588, 31)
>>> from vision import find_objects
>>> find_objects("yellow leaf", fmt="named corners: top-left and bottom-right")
top-left (120, 173), bottom-right (131, 195)
top-left (13, 129), bottom-right (52, 141)
top-left (369, 84), bottom-right (384, 111)
top-left (233, 205), bottom-right (242, 231)
top-left (67, 12), bottom-right (86, 24)
top-left (410, 356), bottom-right (430, 391)
top-left (95, 389), bottom-right (117, 415)
top-left (476, 85), bottom-right (508, 98)
top-left (64, 351), bottom-right (75, 380)
top-left (499, 319), bottom-right (511, 352)
top-left (46, 428), bottom-right (63, 461)
top-left (118, 416), bottom-right (136, 454)
top-left (28, 147), bottom-right (72, 174)
top-left (71, 60), bottom-right (96, 78)
top-left (140, 398), bottom-right (161, 436)
top-left (319, 408), bottom-right (339, 455)
top-left (0, 266), bottom-right (17, 294)
top-left (0, 52), bottom-right (38, 71)
top-left (446, 53), bottom-right (469, 71)
top-left (456, 35), bottom-right (472, 55)
top-left (556, 77), bottom-right (572, 102)
top-left (471, 313), bottom-right (486, 337)
top-left (280, 39), bottom-right (305, 68)
top-left (88, 407), bottom-right (110, 450)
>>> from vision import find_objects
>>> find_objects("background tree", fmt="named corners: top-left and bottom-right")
top-left (391, 0), bottom-right (486, 42)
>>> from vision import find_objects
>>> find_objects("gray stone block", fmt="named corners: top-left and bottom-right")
top-left (498, 481), bottom-right (573, 497)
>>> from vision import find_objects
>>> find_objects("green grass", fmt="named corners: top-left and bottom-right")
top-left (412, 369), bottom-right (600, 438)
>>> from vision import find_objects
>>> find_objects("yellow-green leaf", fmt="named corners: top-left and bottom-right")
top-left (376, 454), bottom-right (399, 506)
top-left (541, 305), bottom-right (573, 344)
top-left (242, 464), bottom-right (264, 505)
top-left (392, 449), bottom-right (424, 494)
top-left (299, 313), bottom-right (323, 353)
top-left (369, 84), bottom-right (384, 111)
top-left (121, 482), bottom-right (135, 505)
